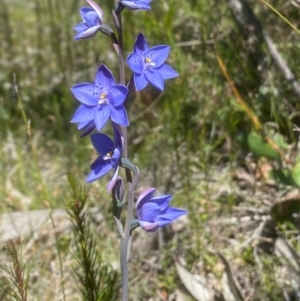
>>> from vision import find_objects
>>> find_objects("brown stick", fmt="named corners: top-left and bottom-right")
top-left (227, 0), bottom-right (300, 98)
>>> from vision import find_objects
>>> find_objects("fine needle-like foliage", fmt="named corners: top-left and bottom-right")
top-left (4, 240), bottom-right (28, 301)
top-left (66, 174), bottom-right (119, 301)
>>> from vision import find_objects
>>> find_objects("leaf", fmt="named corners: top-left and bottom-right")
top-left (218, 252), bottom-right (244, 301)
top-left (246, 132), bottom-right (280, 160)
top-left (270, 168), bottom-right (293, 186)
top-left (175, 259), bottom-right (216, 301)
top-left (272, 133), bottom-right (289, 150)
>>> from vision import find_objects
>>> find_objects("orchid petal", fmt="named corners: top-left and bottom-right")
top-left (107, 166), bottom-right (119, 192)
top-left (76, 25), bottom-right (101, 39)
top-left (108, 84), bottom-right (128, 106)
top-left (91, 133), bottom-right (114, 155)
top-left (95, 64), bottom-right (115, 91)
top-left (94, 106), bottom-right (110, 131)
top-left (127, 53), bottom-right (143, 74)
top-left (120, 1), bottom-right (140, 10)
top-left (110, 106), bottom-right (129, 126)
top-left (147, 45), bottom-right (170, 68)
top-left (136, 188), bottom-right (156, 209)
top-left (71, 83), bottom-right (99, 105)
top-left (121, 0), bottom-right (151, 10)
top-left (74, 22), bottom-right (88, 33)
top-left (138, 202), bottom-right (160, 221)
top-left (134, 73), bottom-right (148, 91)
top-left (86, 161), bottom-right (112, 182)
top-left (86, 0), bottom-right (103, 22)
top-left (139, 221), bottom-right (159, 232)
top-left (151, 195), bottom-right (172, 210)
top-left (90, 156), bottom-right (107, 170)
top-left (134, 33), bottom-right (149, 53)
top-left (145, 70), bottom-right (164, 91)
top-left (80, 121), bottom-right (96, 137)
top-left (156, 208), bottom-right (187, 225)
top-left (71, 105), bottom-right (95, 124)
top-left (84, 11), bottom-right (101, 27)
top-left (79, 7), bottom-right (94, 19)
top-left (113, 124), bottom-right (124, 149)
top-left (110, 148), bottom-right (121, 168)
top-left (156, 64), bottom-right (179, 79)
top-left (77, 119), bottom-right (93, 130)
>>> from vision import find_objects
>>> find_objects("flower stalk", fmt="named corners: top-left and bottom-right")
top-left (113, 1), bottom-right (133, 299)
top-left (70, 0), bottom-right (187, 300)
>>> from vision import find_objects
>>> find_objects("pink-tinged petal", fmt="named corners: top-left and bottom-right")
top-left (107, 166), bottom-right (119, 192)
top-left (156, 64), bottom-right (179, 79)
top-left (134, 33), bottom-right (149, 54)
top-left (110, 106), bottom-right (129, 126)
top-left (94, 106), bottom-right (110, 131)
top-left (139, 202), bottom-right (160, 221)
top-left (108, 84), bottom-right (128, 106)
top-left (120, 1), bottom-right (140, 10)
top-left (71, 104), bottom-right (95, 123)
top-left (151, 195), bottom-right (172, 210)
top-left (127, 53), bottom-right (143, 73)
top-left (145, 70), bottom-right (164, 91)
top-left (139, 221), bottom-right (159, 232)
top-left (75, 31), bottom-right (87, 40)
top-left (91, 133), bottom-right (113, 155)
top-left (86, 161), bottom-right (112, 182)
top-left (121, 0), bottom-right (151, 10)
top-left (86, 0), bottom-right (103, 22)
top-left (134, 73), bottom-right (148, 91)
top-left (78, 25), bottom-right (101, 39)
top-left (95, 64), bottom-right (115, 90)
top-left (71, 83), bottom-right (99, 105)
top-left (155, 219), bottom-right (171, 227)
top-left (136, 188), bottom-right (156, 209)
top-left (147, 45), bottom-right (170, 68)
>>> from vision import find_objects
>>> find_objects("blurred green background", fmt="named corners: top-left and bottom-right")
top-left (2, 0), bottom-right (300, 299)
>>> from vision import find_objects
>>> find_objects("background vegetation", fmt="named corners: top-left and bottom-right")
top-left (1, 0), bottom-right (300, 300)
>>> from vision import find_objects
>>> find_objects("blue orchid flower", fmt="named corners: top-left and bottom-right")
top-left (71, 64), bottom-right (129, 131)
top-left (127, 33), bottom-right (179, 91)
top-left (86, 124), bottom-right (123, 191)
top-left (136, 188), bottom-right (187, 232)
top-left (74, 0), bottom-right (104, 40)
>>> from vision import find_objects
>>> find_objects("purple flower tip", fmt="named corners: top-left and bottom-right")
top-left (127, 33), bottom-right (179, 92)
top-left (136, 188), bottom-right (187, 232)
